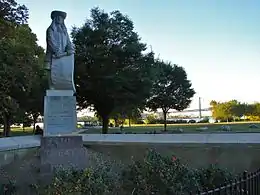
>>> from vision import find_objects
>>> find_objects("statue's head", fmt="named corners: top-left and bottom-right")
top-left (51, 10), bottom-right (67, 25)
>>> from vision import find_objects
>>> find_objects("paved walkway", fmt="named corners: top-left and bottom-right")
top-left (1, 133), bottom-right (260, 152)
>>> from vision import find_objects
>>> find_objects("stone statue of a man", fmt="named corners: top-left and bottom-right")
top-left (45, 10), bottom-right (76, 92)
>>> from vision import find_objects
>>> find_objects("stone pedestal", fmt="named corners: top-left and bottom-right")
top-left (44, 90), bottom-right (77, 136)
top-left (40, 136), bottom-right (88, 182)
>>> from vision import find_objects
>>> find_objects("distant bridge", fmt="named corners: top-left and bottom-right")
top-left (168, 107), bottom-right (212, 114)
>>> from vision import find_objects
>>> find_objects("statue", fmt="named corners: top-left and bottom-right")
top-left (45, 10), bottom-right (76, 92)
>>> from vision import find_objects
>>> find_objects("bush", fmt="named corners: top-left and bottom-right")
top-left (42, 169), bottom-right (115, 195)
top-left (121, 150), bottom-right (199, 195)
top-left (121, 150), bottom-right (235, 195)
top-left (196, 164), bottom-right (234, 191)
top-left (9, 150), bottom-right (236, 194)
top-left (145, 114), bottom-right (158, 124)
top-left (38, 160), bottom-right (124, 195)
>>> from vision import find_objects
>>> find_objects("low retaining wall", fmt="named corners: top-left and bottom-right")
top-left (82, 133), bottom-right (260, 172)
top-left (0, 135), bottom-right (41, 152)
top-left (0, 133), bottom-right (260, 172)
top-left (81, 133), bottom-right (260, 144)
top-left (1, 133), bottom-right (260, 152)
top-left (0, 136), bottom-right (40, 167)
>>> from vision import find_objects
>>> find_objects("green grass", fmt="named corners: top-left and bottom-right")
top-left (0, 127), bottom-right (34, 137)
top-left (82, 121), bottom-right (260, 134)
top-left (1, 121), bottom-right (260, 137)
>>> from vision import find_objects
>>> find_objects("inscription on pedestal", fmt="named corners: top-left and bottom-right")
top-left (40, 136), bottom-right (88, 174)
top-left (41, 136), bottom-right (82, 149)
top-left (44, 94), bottom-right (76, 136)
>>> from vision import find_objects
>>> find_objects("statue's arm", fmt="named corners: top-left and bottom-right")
top-left (46, 28), bottom-right (60, 56)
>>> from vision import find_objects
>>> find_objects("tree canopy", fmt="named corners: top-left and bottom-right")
top-left (0, 0), bottom-right (45, 136)
top-left (210, 100), bottom-right (260, 122)
top-left (1, 3), bottom-right (198, 134)
top-left (147, 60), bottom-right (195, 131)
top-left (72, 7), bottom-right (156, 133)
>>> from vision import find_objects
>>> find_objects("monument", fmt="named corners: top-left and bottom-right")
top-left (44, 10), bottom-right (77, 136)
top-left (41, 11), bottom-right (87, 179)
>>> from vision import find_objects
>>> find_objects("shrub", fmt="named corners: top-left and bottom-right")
top-left (195, 164), bottom-right (235, 191)
top-left (121, 149), bottom-right (199, 195)
top-left (6, 150), bottom-right (237, 194)
top-left (39, 158), bottom-right (124, 195)
top-left (145, 114), bottom-right (158, 124)
top-left (45, 169), bottom-right (111, 194)
top-left (121, 150), bottom-right (236, 194)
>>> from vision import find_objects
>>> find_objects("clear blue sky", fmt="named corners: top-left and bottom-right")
top-left (18, 0), bottom-right (260, 110)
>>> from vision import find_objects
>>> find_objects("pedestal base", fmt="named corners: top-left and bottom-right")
top-left (44, 90), bottom-right (77, 136)
top-left (40, 136), bottom-right (88, 183)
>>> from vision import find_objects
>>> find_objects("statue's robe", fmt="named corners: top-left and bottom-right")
top-left (45, 25), bottom-right (76, 92)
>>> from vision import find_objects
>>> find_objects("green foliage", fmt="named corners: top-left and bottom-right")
top-left (0, 0), bottom-right (28, 24)
top-left (72, 7), bottom-right (156, 133)
top-left (1, 150), bottom-right (237, 195)
top-left (122, 150), bottom-right (199, 195)
top-left (111, 107), bottom-right (142, 126)
top-left (41, 168), bottom-right (117, 195)
top-left (0, 0), bottom-right (44, 136)
top-left (121, 150), bottom-right (235, 195)
top-left (196, 164), bottom-right (234, 191)
top-left (40, 150), bottom-right (235, 195)
top-left (210, 100), bottom-right (260, 121)
top-left (23, 66), bottom-right (48, 129)
top-left (147, 60), bottom-right (195, 130)
top-left (145, 113), bottom-right (158, 124)
top-left (78, 116), bottom-right (99, 122)
top-left (0, 0), bottom-right (29, 39)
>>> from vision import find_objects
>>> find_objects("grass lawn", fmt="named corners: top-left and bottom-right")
top-left (1, 121), bottom-right (260, 137)
top-left (82, 121), bottom-right (260, 134)
top-left (0, 127), bottom-right (34, 137)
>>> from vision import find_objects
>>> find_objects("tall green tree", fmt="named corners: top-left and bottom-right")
top-left (23, 65), bottom-right (48, 131)
top-left (72, 7), bottom-right (156, 133)
top-left (125, 107), bottom-right (142, 127)
top-left (252, 103), bottom-right (260, 117)
top-left (211, 101), bottom-right (231, 121)
top-left (0, 0), bottom-right (43, 136)
top-left (0, 0), bottom-right (28, 38)
top-left (211, 100), bottom-right (246, 121)
top-left (147, 60), bottom-right (195, 131)
top-left (230, 101), bottom-right (246, 120)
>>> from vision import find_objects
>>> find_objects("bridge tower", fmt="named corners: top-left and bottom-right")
top-left (199, 97), bottom-right (202, 118)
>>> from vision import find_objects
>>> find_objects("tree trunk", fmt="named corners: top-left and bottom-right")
top-left (32, 115), bottom-right (38, 133)
top-left (114, 117), bottom-right (119, 127)
top-left (163, 110), bottom-right (167, 131)
top-left (128, 117), bottom-right (131, 127)
top-left (102, 115), bottom-right (109, 134)
top-left (3, 113), bottom-right (11, 137)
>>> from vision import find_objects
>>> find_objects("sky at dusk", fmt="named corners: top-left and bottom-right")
top-left (18, 0), bottom-right (260, 110)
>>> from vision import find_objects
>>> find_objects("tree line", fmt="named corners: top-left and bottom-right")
top-left (0, 0), bottom-right (47, 136)
top-left (210, 100), bottom-right (260, 122)
top-left (0, 1), bottom-right (195, 135)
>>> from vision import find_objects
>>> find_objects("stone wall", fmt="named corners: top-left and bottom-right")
top-left (86, 143), bottom-right (260, 173)
top-left (1, 134), bottom-right (260, 174)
